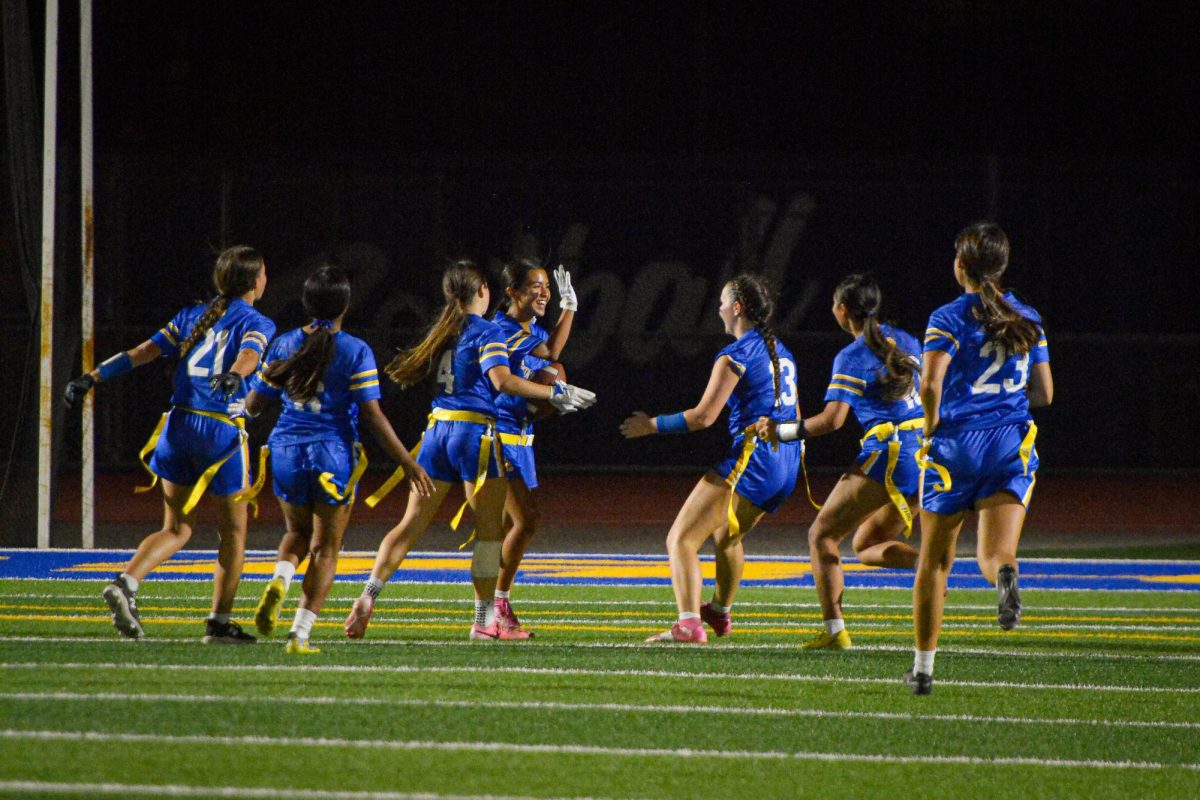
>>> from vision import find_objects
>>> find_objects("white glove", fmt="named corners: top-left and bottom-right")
top-left (554, 265), bottom-right (578, 312)
top-left (548, 381), bottom-right (596, 414)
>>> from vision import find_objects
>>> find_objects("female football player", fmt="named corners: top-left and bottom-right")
top-left (243, 265), bottom-right (435, 653)
top-left (905, 223), bottom-right (1052, 694)
top-left (756, 273), bottom-right (921, 650)
top-left (343, 258), bottom-right (595, 640)
top-left (64, 245), bottom-right (275, 643)
top-left (488, 259), bottom-right (578, 637)
top-left (621, 274), bottom-right (800, 643)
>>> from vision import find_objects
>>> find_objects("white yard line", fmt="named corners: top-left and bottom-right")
top-left (0, 781), bottom-right (603, 800)
top-left (2, 661), bottom-right (1197, 694)
top-left (0, 730), bottom-right (1194, 771)
top-left (3, 690), bottom-right (1197, 731)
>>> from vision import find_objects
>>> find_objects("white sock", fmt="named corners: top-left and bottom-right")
top-left (210, 613), bottom-right (230, 624)
top-left (119, 573), bottom-right (139, 594)
top-left (709, 601), bottom-right (730, 614)
top-left (914, 649), bottom-right (936, 676)
top-left (495, 589), bottom-right (511, 600)
top-left (824, 618), bottom-right (846, 636)
top-left (364, 577), bottom-right (385, 599)
top-left (679, 611), bottom-right (701, 622)
top-left (273, 560), bottom-right (297, 592)
top-left (475, 599), bottom-right (495, 627)
top-left (290, 608), bottom-right (317, 639)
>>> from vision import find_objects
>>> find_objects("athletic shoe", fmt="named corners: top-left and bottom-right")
top-left (202, 618), bottom-right (256, 644)
top-left (802, 628), bottom-right (853, 650)
top-left (904, 668), bottom-right (933, 695)
top-left (343, 595), bottom-right (375, 639)
top-left (469, 622), bottom-right (501, 640)
top-left (495, 598), bottom-right (534, 638)
top-left (101, 577), bottom-right (144, 640)
top-left (997, 564), bottom-right (1021, 630)
top-left (644, 619), bottom-right (708, 644)
top-left (255, 577), bottom-right (286, 637)
top-left (699, 602), bottom-right (733, 637)
top-left (285, 633), bottom-right (320, 655)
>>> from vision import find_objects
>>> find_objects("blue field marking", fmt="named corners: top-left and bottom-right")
top-left (2, 549), bottom-right (1199, 591)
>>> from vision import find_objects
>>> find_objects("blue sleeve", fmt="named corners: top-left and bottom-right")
top-left (716, 341), bottom-right (746, 377)
top-left (1031, 325), bottom-right (1050, 365)
top-left (239, 316), bottom-right (275, 357)
top-left (247, 339), bottom-right (284, 398)
top-left (924, 306), bottom-right (961, 356)
top-left (349, 344), bottom-right (382, 403)
top-left (150, 308), bottom-right (189, 358)
top-left (824, 350), bottom-right (867, 406)
top-left (478, 324), bottom-right (511, 376)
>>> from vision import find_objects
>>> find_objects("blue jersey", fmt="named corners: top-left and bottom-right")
top-left (431, 314), bottom-right (510, 417)
top-left (150, 298), bottom-right (275, 415)
top-left (924, 292), bottom-right (1050, 433)
top-left (248, 328), bottom-right (382, 446)
top-left (491, 311), bottom-right (549, 432)
top-left (717, 329), bottom-right (800, 435)
top-left (824, 324), bottom-right (923, 432)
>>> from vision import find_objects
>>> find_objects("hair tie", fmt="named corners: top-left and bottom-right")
top-left (866, 308), bottom-right (877, 318)
top-left (313, 318), bottom-right (334, 330)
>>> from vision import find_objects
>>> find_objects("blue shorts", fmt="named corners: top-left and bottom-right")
top-left (500, 440), bottom-right (538, 489)
top-left (148, 409), bottom-right (248, 496)
top-left (856, 429), bottom-right (922, 497)
top-left (920, 422), bottom-right (1039, 515)
top-left (416, 420), bottom-right (502, 484)
top-left (271, 438), bottom-right (358, 507)
top-left (714, 437), bottom-right (800, 514)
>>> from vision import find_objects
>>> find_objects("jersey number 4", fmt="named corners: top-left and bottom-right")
top-left (436, 351), bottom-right (455, 395)
top-left (971, 342), bottom-right (1030, 395)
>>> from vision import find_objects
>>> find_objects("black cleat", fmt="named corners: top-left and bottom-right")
top-left (904, 668), bottom-right (933, 695)
top-left (102, 576), bottom-right (144, 639)
top-left (997, 564), bottom-right (1022, 631)
top-left (202, 618), bottom-right (257, 644)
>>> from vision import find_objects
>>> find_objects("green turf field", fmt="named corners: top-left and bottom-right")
top-left (2, 578), bottom-right (1199, 799)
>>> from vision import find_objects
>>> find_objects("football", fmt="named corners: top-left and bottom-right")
top-left (526, 361), bottom-right (566, 420)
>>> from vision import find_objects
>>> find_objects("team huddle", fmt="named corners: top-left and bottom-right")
top-left (64, 221), bottom-right (1052, 695)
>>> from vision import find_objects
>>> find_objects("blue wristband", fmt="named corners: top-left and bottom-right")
top-left (97, 352), bottom-right (133, 382)
top-left (656, 412), bottom-right (688, 434)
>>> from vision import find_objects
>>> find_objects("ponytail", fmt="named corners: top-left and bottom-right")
top-left (265, 326), bottom-right (336, 404)
top-left (385, 259), bottom-right (483, 389)
top-left (758, 322), bottom-right (782, 407)
top-left (178, 297), bottom-right (230, 359)
top-left (727, 273), bottom-right (782, 407)
top-left (834, 273), bottom-right (917, 402)
top-left (177, 244), bottom-right (265, 359)
top-left (955, 223), bottom-right (1039, 355)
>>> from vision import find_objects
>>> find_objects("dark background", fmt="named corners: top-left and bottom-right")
top-left (2, 2), bottom-right (1198, 542)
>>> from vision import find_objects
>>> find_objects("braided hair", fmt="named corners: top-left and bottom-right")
top-left (833, 274), bottom-right (917, 401)
top-left (955, 223), bottom-right (1039, 355)
top-left (264, 265), bottom-right (350, 404)
top-left (177, 246), bottom-right (265, 358)
top-left (727, 274), bottom-right (781, 406)
top-left (385, 259), bottom-right (486, 388)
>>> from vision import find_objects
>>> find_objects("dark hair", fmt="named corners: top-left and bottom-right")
top-left (385, 259), bottom-right (486, 388)
top-left (499, 258), bottom-right (548, 311)
top-left (263, 265), bottom-right (351, 404)
top-left (178, 245), bottom-right (265, 358)
top-left (955, 222), bottom-right (1040, 354)
top-left (833, 274), bottom-right (917, 401)
top-left (726, 274), bottom-right (781, 406)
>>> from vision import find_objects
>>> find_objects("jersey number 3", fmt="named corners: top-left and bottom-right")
top-left (772, 358), bottom-right (798, 408)
top-left (971, 342), bottom-right (1030, 395)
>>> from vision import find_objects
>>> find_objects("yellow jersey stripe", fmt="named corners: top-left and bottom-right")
top-left (159, 328), bottom-right (178, 345)
top-left (924, 327), bottom-right (959, 349)
top-left (350, 369), bottom-right (377, 379)
top-left (831, 373), bottom-right (867, 386)
top-left (725, 357), bottom-right (746, 376)
top-left (350, 380), bottom-right (380, 390)
top-left (828, 383), bottom-right (864, 396)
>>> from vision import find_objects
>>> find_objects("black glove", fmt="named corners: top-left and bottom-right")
top-left (209, 371), bottom-right (243, 399)
top-left (64, 374), bottom-right (97, 408)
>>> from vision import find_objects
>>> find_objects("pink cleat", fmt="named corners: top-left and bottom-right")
top-left (645, 618), bottom-right (708, 644)
top-left (343, 595), bottom-right (375, 639)
top-left (700, 602), bottom-right (733, 637)
top-left (495, 598), bottom-right (534, 639)
top-left (469, 622), bottom-right (501, 640)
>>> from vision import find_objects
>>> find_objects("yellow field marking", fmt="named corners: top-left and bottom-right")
top-left (3, 602), bottom-right (1199, 627)
top-left (1144, 574), bottom-right (1200, 584)
top-left (7, 613), bottom-right (1200, 643)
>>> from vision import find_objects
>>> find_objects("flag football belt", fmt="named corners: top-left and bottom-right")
top-left (498, 432), bottom-right (535, 447)
top-left (859, 417), bottom-right (923, 537)
top-left (365, 410), bottom-right (501, 549)
top-left (723, 425), bottom-right (760, 542)
top-left (135, 407), bottom-right (247, 515)
top-left (234, 441), bottom-right (369, 513)
top-left (916, 420), bottom-right (1038, 506)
